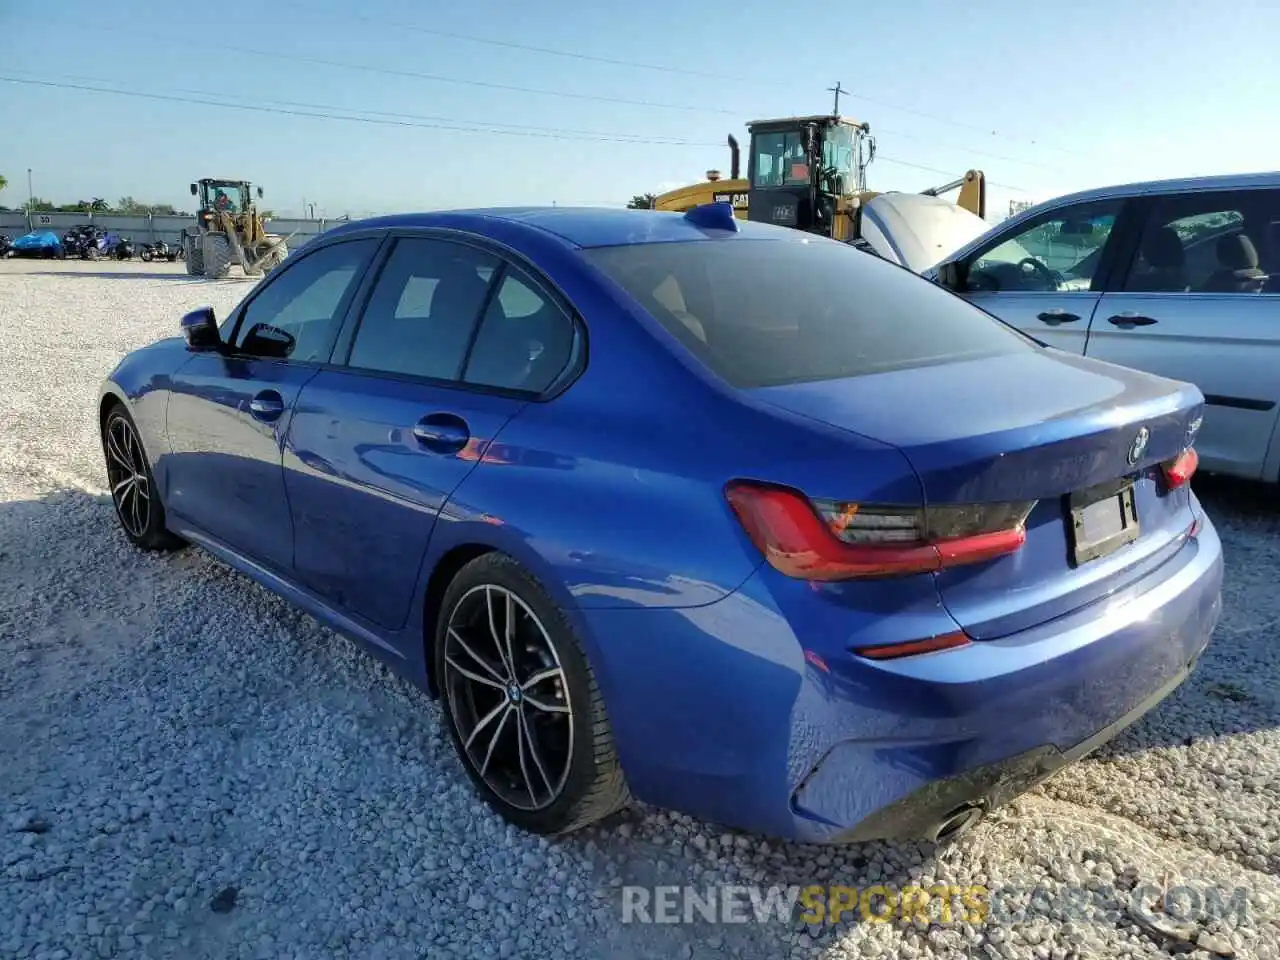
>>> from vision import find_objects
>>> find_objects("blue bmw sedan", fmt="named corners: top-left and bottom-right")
top-left (98, 203), bottom-right (1222, 845)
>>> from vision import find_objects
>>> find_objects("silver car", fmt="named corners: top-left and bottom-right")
top-left (926, 172), bottom-right (1279, 483)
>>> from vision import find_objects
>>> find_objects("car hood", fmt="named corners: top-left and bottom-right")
top-left (860, 193), bottom-right (993, 273)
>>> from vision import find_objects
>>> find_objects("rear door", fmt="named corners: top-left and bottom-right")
top-left (952, 197), bottom-right (1128, 353)
top-left (1084, 187), bottom-right (1280, 480)
top-left (283, 233), bottom-right (582, 630)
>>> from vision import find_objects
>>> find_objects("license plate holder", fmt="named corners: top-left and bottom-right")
top-left (1067, 480), bottom-right (1140, 567)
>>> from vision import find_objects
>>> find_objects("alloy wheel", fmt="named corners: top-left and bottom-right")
top-left (443, 585), bottom-right (574, 811)
top-left (104, 414), bottom-right (151, 539)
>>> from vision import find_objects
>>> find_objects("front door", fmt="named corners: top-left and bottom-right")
top-left (284, 234), bottom-right (580, 630)
top-left (956, 197), bottom-right (1125, 353)
top-left (1084, 187), bottom-right (1280, 479)
top-left (164, 237), bottom-right (380, 570)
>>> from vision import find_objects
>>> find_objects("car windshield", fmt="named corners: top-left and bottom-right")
top-left (585, 238), bottom-right (1034, 389)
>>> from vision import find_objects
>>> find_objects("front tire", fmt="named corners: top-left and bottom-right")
top-left (435, 554), bottom-right (629, 835)
top-left (202, 232), bottom-right (232, 279)
top-left (102, 405), bottom-right (184, 552)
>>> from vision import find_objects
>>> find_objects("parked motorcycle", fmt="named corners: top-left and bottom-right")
top-left (0, 234), bottom-right (12, 258)
top-left (111, 236), bottom-right (136, 260)
top-left (139, 239), bottom-right (180, 262)
top-left (63, 224), bottom-right (109, 260)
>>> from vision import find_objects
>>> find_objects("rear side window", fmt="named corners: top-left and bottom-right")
top-left (585, 238), bottom-right (1032, 388)
top-left (1121, 189), bottom-right (1275, 294)
top-left (463, 269), bottom-right (577, 393)
top-left (347, 238), bottom-right (498, 381)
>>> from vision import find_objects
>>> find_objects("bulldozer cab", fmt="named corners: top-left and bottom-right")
top-left (745, 115), bottom-right (869, 238)
top-left (191, 179), bottom-right (261, 217)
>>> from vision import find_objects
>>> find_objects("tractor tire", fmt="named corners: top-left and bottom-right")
top-left (183, 236), bottom-right (203, 276)
top-left (201, 233), bottom-right (232, 280)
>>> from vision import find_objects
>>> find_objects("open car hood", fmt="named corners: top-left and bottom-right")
top-left (860, 193), bottom-right (994, 273)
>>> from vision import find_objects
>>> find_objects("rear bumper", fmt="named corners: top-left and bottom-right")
top-left (580, 517), bottom-right (1223, 843)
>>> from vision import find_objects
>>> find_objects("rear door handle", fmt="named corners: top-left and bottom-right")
top-left (412, 413), bottom-right (471, 455)
top-left (1036, 309), bottom-right (1080, 325)
top-left (248, 390), bottom-right (285, 422)
top-left (1107, 312), bottom-right (1158, 328)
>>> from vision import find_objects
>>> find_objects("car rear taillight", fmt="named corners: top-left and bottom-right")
top-left (724, 480), bottom-right (1035, 581)
top-left (1163, 448), bottom-right (1198, 489)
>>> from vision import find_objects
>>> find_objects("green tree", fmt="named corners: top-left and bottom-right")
top-left (259, 209), bottom-right (275, 219)
top-left (27, 196), bottom-right (55, 211)
top-left (0, 174), bottom-right (8, 194)
top-left (89, 198), bottom-right (109, 212)
top-left (116, 197), bottom-right (149, 214)
top-left (626, 193), bottom-right (656, 209)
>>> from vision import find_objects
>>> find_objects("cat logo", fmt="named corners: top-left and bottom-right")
top-left (713, 192), bottom-right (749, 210)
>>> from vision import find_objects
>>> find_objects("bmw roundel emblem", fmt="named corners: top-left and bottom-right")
top-left (1128, 427), bottom-right (1150, 465)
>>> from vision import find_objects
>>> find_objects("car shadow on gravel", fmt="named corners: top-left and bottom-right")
top-left (24, 271), bottom-right (241, 282)
top-left (1100, 473), bottom-right (1280, 758)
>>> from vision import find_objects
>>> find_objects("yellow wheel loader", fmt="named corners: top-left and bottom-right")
top-left (651, 115), bottom-right (989, 269)
top-left (182, 179), bottom-right (294, 280)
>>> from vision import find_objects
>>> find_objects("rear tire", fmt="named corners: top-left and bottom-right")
top-left (434, 554), bottom-right (630, 835)
top-left (101, 405), bottom-right (185, 552)
top-left (201, 232), bottom-right (232, 279)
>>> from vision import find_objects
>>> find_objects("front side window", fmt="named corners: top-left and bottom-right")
top-left (753, 132), bottom-right (808, 188)
top-left (966, 200), bottom-right (1122, 293)
top-left (234, 239), bottom-right (378, 362)
top-left (1121, 190), bottom-right (1273, 294)
top-left (347, 238), bottom-right (498, 381)
top-left (587, 237), bottom-right (1033, 389)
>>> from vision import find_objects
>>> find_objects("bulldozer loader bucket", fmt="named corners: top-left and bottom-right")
top-left (246, 228), bottom-right (300, 275)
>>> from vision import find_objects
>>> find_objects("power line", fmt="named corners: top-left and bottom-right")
top-left (262, 6), bottom-right (1090, 160)
top-left (93, 26), bottom-right (739, 117)
top-left (1, 74), bottom-right (1031, 194)
top-left (0, 76), bottom-right (728, 146)
top-left (276, 0), bottom-right (738, 82)
top-left (6, 70), bottom-right (715, 145)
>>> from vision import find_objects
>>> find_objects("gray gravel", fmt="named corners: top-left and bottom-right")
top-left (1, 259), bottom-right (1278, 960)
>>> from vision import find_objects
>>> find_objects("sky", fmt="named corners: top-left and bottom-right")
top-left (2, 0), bottom-right (1279, 220)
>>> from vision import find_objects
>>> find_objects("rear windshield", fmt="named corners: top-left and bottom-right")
top-left (584, 238), bottom-right (1033, 388)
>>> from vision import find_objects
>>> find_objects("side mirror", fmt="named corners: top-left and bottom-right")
top-left (180, 307), bottom-right (221, 350)
top-left (189, 183), bottom-right (198, 196)
top-left (241, 322), bottom-right (295, 360)
top-left (257, 186), bottom-right (264, 198)
top-left (936, 260), bottom-right (964, 290)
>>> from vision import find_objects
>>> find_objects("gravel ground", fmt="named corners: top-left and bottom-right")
top-left (1, 259), bottom-right (1278, 960)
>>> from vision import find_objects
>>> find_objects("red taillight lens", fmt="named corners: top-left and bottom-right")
top-left (1163, 448), bottom-right (1198, 489)
top-left (724, 481), bottom-right (1034, 581)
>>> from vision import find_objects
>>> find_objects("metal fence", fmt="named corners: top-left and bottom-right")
top-left (0, 210), bottom-right (337, 248)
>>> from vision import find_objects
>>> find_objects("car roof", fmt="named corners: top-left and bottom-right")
top-left (320, 206), bottom-right (796, 249)
top-left (1009, 170), bottom-right (1280, 223)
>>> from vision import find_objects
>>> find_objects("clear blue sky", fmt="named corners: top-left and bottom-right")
top-left (2, 0), bottom-right (1278, 219)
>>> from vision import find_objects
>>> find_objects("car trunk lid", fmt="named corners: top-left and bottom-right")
top-left (745, 349), bottom-right (1204, 639)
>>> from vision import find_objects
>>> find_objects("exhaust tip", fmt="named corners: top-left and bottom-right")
top-left (929, 803), bottom-right (985, 845)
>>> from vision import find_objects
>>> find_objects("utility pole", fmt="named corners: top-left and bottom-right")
top-left (26, 167), bottom-right (33, 210)
top-left (827, 82), bottom-right (846, 115)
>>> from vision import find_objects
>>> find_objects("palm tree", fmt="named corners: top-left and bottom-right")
top-left (89, 198), bottom-right (109, 212)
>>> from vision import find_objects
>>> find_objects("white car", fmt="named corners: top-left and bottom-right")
top-left (865, 173), bottom-right (1279, 483)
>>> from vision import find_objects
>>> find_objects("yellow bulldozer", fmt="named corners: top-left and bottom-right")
top-left (181, 178), bottom-right (293, 280)
top-left (652, 114), bottom-right (987, 249)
